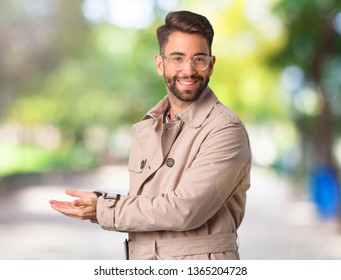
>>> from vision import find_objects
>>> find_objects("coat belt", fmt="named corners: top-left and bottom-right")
top-left (125, 233), bottom-right (238, 259)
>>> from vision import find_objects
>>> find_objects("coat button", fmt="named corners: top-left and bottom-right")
top-left (140, 159), bottom-right (146, 169)
top-left (166, 158), bottom-right (175, 167)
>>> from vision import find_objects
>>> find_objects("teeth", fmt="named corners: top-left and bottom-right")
top-left (179, 80), bottom-right (195, 85)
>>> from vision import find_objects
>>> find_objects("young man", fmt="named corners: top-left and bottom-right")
top-left (49, 10), bottom-right (252, 260)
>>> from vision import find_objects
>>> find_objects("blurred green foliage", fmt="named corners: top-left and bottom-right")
top-left (0, 141), bottom-right (96, 175)
top-left (270, 0), bottom-right (341, 177)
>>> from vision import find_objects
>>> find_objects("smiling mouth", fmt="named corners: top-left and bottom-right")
top-left (177, 79), bottom-right (198, 86)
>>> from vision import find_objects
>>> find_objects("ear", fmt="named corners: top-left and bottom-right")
top-left (208, 55), bottom-right (216, 77)
top-left (155, 54), bottom-right (164, 76)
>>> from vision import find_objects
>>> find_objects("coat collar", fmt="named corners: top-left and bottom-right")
top-left (143, 87), bottom-right (218, 128)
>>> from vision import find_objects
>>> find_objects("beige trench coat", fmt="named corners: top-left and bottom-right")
top-left (96, 87), bottom-right (252, 260)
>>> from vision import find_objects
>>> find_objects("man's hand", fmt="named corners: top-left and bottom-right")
top-left (49, 189), bottom-right (98, 220)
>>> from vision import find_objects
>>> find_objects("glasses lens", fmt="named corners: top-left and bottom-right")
top-left (193, 55), bottom-right (210, 70)
top-left (168, 55), bottom-right (184, 70)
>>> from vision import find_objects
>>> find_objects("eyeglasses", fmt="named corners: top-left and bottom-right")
top-left (160, 54), bottom-right (212, 71)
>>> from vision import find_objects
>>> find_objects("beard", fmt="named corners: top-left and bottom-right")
top-left (164, 74), bottom-right (210, 102)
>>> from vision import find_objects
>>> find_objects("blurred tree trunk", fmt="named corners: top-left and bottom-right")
top-left (310, 11), bottom-right (341, 221)
top-left (311, 16), bottom-right (335, 167)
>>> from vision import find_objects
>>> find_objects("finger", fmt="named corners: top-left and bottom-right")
top-left (50, 202), bottom-right (80, 214)
top-left (49, 200), bottom-right (71, 206)
top-left (72, 197), bottom-right (97, 207)
top-left (50, 201), bottom-right (74, 210)
top-left (52, 203), bottom-right (95, 220)
top-left (53, 208), bottom-right (81, 219)
top-left (65, 189), bottom-right (82, 198)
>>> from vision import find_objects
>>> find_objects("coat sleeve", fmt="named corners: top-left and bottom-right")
top-left (96, 122), bottom-right (251, 232)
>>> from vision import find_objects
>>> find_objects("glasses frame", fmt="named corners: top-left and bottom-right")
top-left (160, 53), bottom-right (213, 71)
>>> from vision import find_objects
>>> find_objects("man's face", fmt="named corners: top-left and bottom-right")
top-left (155, 31), bottom-right (215, 103)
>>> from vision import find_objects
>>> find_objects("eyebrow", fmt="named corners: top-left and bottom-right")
top-left (169, 52), bottom-right (185, 56)
top-left (169, 51), bottom-right (209, 56)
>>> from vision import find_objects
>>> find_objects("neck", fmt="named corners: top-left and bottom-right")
top-left (167, 95), bottom-right (192, 120)
top-left (169, 107), bottom-right (178, 121)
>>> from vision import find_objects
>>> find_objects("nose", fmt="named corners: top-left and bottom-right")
top-left (181, 58), bottom-right (196, 75)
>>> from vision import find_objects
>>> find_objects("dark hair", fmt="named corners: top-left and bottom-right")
top-left (156, 11), bottom-right (214, 55)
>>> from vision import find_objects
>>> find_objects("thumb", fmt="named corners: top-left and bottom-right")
top-left (71, 199), bottom-right (84, 207)
top-left (65, 189), bottom-right (89, 199)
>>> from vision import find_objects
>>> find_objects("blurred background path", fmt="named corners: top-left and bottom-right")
top-left (0, 165), bottom-right (340, 260)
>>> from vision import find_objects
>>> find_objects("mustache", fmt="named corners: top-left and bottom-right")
top-left (175, 75), bottom-right (204, 81)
